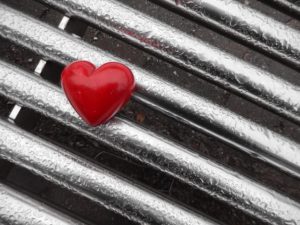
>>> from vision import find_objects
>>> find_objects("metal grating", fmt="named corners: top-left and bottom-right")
top-left (0, 0), bottom-right (299, 225)
top-left (260, 0), bottom-right (300, 18)
top-left (0, 183), bottom-right (85, 225)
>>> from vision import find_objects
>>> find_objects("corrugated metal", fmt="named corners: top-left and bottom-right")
top-left (263, 0), bottom-right (300, 17)
top-left (0, 5), bottom-right (299, 178)
top-left (0, 119), bottom-right (216, 225)
top-left (0, 0), bottom-right (299, 225)
top-left (1, 60), bottom-right (300, 224)
top-left (151, 0), bottom-right (300, 69)
top-left (0, 183), bottom-right (85, 225)
top-left (35, 0), bottom-right (300, 124)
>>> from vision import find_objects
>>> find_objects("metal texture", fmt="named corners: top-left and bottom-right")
top-left (0, 60), bottom-right (300, 225)
top-left (0, 183), bottom-right (85, 225)
top-left (151, 0), bottom-right (300, 69)
top-left (263, 0), bottom-right (300, 17)
top-left (0, 1), bottom-right (299, 225)
top-left (0, 5), bottom-right (299, 180)
top-left (0, 119), bottom-right (217, 225)
top-left (35, 0), bottom-right (300, 124)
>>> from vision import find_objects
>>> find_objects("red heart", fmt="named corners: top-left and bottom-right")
top-left (61, 61), bottom-right (135, 126)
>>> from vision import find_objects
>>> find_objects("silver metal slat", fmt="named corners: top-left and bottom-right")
top-left (264, 0), bottom-right (300, 17)
top-left (151, 0), bottom-right (300, 69)
top-left (0, 119), bottom-right (218, 225)
top-left (0, 183), bottom-right (85, 225)
top-left (35, 0), bottom-right (300, 124)
top-left (0, 61), bottom-right (299, 225)
top-left (0, 5), bottom-right (299, 179)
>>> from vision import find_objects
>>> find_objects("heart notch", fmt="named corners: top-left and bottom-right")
top-left (61, 61), bottom-right (135, 126)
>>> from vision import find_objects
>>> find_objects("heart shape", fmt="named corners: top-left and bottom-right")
top-left (61, 61), bottom-right (135, 126)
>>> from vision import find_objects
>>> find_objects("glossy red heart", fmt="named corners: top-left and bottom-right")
top-left (61, 61), bottom-right (135, 126)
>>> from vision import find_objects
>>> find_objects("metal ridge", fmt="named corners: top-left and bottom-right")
top-left (262, 0), bottom-right (300, 17)
top-left (0, 119), bottom-right (217, 225)
top-left (0, 183), bottom-right (85, 225)
top-left (0, 5), bottom-right (299, 178)
top-left (151, 0), bottom-right (300, 69)
top-left (35, 0), bottom-right (300, 124)
top-left (0, 60), bottom-right (300, 225)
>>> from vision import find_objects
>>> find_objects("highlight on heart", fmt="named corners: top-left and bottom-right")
top-left (61, 60), bottom-right (136, 126)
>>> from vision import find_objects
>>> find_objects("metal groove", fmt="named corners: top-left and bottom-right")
top-left (262, 0), bottom-right (300, 17)
top-left (0, 120), bottom-right (217, 225)
top-left (151, 0), bottom-right (300, 70)
top-left (0, 5), bottom-right (299, 179)
top-left (0, 61), bottom-right (300, 225)
top-left (35, 0), bottom-right (300, 124)
top-left (0, 183), bottom-right (85, 225)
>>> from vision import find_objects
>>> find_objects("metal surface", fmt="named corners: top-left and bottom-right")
top-left (0, 1), bottom-right (299, 225)
top-left (35, 0), bottom-right (300, 124)
top-left (0, 60), bottom-right (300, 225)
top-left (151, 0), bottom-right (300, 69)
top-left (0, 119), bottom-right (217, 225)
top-left (0, 5), bottom-right (299, 180)
top-left (263, 0), bottom-right (300, 17)
top-left (0, 183), bottom-right (85, 225)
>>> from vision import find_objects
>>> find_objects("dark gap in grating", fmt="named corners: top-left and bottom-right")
top-left (0, 93), bottom-right (34, 131)
top-left (96, 151), bottom-right (174, 194)
top-left (0, 159), bottom-right (14, 180)
top-left (170, 181), bottom-right (270, 225)
top-left (0, 0), bottom-right (63, 27)
top-left (6, 166), bottom-right (51, 195)
top-left (1, 165), bottom-right (135, 225)
top-left (0, 36), bottom-right (64, 86)
top-left (0, 37), bottom-right (40, 72)
top-left (40, 60), bottom-right (65, 85)
top-left (0, 95), bottom-right (15, 117)
top-left (1, 37), bottom-right (300, 204)
top-left (65, 17), bottom-right (89, 37)
top-left (12, 107), bottom-right (41, 131)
